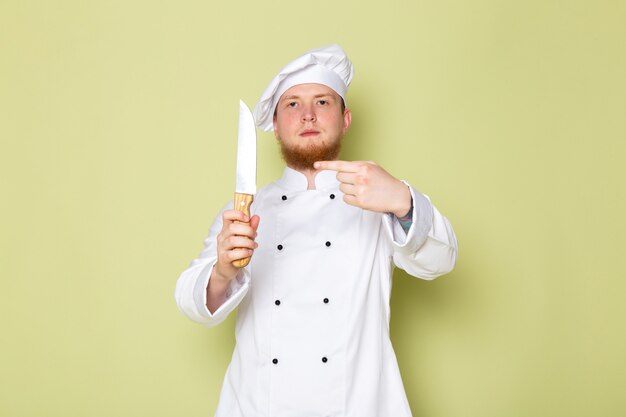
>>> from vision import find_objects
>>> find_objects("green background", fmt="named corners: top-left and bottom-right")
top-left (1, 0), bottom-right (625, 416)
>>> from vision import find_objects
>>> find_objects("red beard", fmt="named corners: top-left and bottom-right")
top-left (278, 138), bottom-right (342, 171)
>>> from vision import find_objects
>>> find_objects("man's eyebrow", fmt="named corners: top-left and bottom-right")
top-left (280, 93), bottom-right (334, 101)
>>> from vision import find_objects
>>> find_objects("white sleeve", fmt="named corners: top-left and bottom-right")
top-left (382, 182), bottom-right (458, 280)
top-left (174, 202), bottom-right (251, 328)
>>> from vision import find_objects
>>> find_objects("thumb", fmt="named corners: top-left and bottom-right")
top-left (250, 215), bottom-right (261, 232)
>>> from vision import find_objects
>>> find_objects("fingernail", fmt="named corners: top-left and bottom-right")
top-left (314, 162), bottom-right (320, 169)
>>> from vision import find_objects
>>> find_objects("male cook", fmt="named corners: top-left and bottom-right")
top-left (175, 45), bottom-right (458, 417)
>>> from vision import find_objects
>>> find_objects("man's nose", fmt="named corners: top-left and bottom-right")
top-left (301, 105), bottom-right (316, 122)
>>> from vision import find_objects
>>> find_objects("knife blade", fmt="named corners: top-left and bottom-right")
top-left (233, 100), bottom-right (257, 268)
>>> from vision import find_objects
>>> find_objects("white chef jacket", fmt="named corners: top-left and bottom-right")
top-left (175, 167), bottom-right (457, 417)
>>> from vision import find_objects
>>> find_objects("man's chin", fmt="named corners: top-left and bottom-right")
top-left (279, 141), bottom-right (341, 171)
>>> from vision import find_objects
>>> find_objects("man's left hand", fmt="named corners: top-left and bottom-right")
top-left (314, 160), bottom-right (412, 218)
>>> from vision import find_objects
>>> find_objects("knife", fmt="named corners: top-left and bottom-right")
top-left (233, 100), bottom-right (257, 268)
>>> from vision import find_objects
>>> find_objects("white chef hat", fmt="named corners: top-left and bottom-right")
top-left (253, 44), bottom-right (354, 132)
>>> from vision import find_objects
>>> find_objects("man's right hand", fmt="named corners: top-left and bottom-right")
top-left (215, 209), bottom-right (260, 280)
top-left (207, 210), bottom-right (260, 313)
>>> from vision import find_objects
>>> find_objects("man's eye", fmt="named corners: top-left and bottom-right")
top-left (288, 102), bottom-right (297, 107)
top-left (318, 100), bottom-right (328, 105)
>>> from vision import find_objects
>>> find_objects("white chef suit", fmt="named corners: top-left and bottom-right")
top-left (175, 167), bottom-right (458, 417)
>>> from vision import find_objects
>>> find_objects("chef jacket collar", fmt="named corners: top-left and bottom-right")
top-left (278, 167), bottom-right (338, 191)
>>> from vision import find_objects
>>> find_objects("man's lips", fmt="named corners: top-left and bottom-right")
top-left (299, 129), bottom-right (320, 137)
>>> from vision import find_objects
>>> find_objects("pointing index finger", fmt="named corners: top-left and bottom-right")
top-left (314, 160), bottom-right (360, 173)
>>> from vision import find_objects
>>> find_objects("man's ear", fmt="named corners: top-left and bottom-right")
top-left (273, 114), bottom-right (279, 139)
top-left (343, 108), bottom-right (352, 132)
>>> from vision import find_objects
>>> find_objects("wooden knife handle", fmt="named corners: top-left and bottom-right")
top-left (233, 192), bottom-right (254, 268)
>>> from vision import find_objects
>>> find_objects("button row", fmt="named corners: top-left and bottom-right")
top-left (271, 357), bottom-right (328, 364)
top-left (276, 242), bottom-right (332, 251)
top-left (280, 194), bottom-right (336, 201)
top-left (274, 298), bottom-right (329, 305)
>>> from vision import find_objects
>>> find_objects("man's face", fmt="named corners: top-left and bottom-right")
top-left (273, 83), bottom-right (351, 171)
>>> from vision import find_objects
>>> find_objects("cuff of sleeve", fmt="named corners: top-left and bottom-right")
top-left (383, 181), bottom-right (434, 252)
top-left (192, 262), bottom-right (250, 326)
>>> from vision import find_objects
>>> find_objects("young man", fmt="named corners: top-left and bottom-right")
top-left (175, 45), bottom-right (458, 417)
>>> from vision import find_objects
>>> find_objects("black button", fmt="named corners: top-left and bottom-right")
top-left (281, 195), bottom-right (287, 201)
top-left (277, 244), bottom-right (283, 250)
top-left (323, 298), bottom-right (329, 304)
top-left (272, 358), bottom-right (278, 364)
top-left (275, 300), bottom-right (281, 306)
top-left (322, 357), bottom-right (328, 363)
top-left (325, 241), bottom-right (331, 247)
top-left (330, 194), bottom-right (335, 199)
